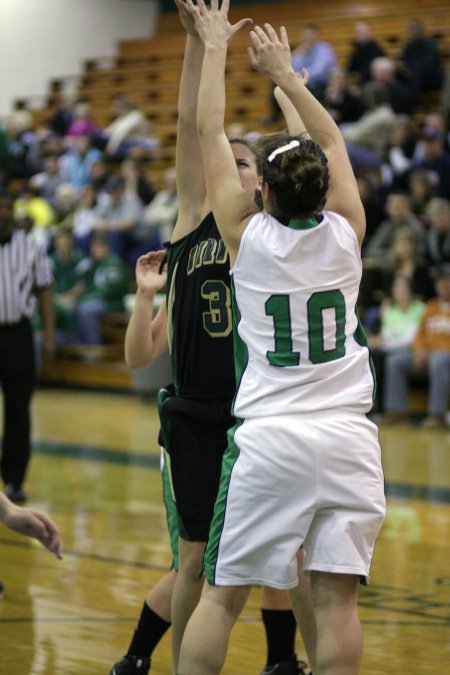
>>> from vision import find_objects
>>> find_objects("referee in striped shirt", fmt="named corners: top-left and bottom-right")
top-left (0, 190), bottom-right (55, 503)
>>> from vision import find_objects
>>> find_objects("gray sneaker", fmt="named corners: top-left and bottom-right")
top-left (109, 655), bottom-right (151, 675)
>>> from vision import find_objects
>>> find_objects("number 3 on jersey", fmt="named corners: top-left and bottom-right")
top-left (265, 290), bottom-right (346, 366)
top-left (201, 280), bottom-right (232, 337)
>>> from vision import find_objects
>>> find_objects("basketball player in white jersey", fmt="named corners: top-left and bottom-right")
top-left (176, 2), bottom-right (386, 674)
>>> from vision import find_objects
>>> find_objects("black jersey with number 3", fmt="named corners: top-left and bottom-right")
top-left (166, 212), bottom-right (235, 401)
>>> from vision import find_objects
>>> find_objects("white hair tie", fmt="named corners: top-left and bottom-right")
top-left (268, 140), bottom-right (300, 163)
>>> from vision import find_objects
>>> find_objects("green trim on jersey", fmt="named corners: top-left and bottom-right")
top-left (157, 387), bottom-right (180, 569)
top-left (287, 217), bottom-right (318, 230)
top-left (230, 277), bottom-right (249, 416)
top-left (353, 308), bottom-right (377, 402)
top-left (204, 417), bottom-right (244, 585)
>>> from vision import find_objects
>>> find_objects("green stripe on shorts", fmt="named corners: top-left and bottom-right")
top-left (204, 418), bottom-right (244, 585)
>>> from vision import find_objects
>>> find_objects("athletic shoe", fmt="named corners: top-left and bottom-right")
top-left (109, 655), bottom-right (151, 675)
top-left (260, 654), bottom-right (310, 674)
top-left (5, 484), bottom-right (27, 503)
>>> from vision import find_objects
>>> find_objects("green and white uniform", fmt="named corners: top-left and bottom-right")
top-left (204, 211), bottom-right (385, 589)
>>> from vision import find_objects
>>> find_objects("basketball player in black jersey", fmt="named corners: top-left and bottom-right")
top-left (109, 2), bottom-right (314, 674)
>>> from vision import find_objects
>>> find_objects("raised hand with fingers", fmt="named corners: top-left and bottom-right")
top-left (181, 0), bottom-right (252, 49)
top-left (174, 0), bottom-right (197, 36)
top-left (248, 23), bottom-right (296, 82)
top-left (135, 250), bottom-right (168, 298)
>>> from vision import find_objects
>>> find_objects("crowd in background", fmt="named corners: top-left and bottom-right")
top-left (0, 16), bottom-right (449, 424)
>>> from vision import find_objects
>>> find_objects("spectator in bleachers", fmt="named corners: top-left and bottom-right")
top-left (341, 81), bottom-right (396, 170)
top-left (0, 123), bottom-right (9, 188)
top-left (48, 228), bottom-right (85, 343)
top-left (64, 183), bottom-right (108, 253)
top-left (52, 182), bottom-right (78, 226)
top-left (382, 115), bottom-right (416, 189)
top-left (65, 101), bottom-right (97, 141)
top-left (381, 265), bottom-right (450, 428)
top-left (93, 174), bottom-right (144, 259)
top-left (400, 19), bottom-right (444, 99)
top-left (59, 135), bottom-right (102, 192)
top-left (370, 57), bottom-right (415, 114)
top-left (74, 231), bottom-right (130, 345)
top-left (120, 157), bottom-right (156, 206)
top-left (90, 157), bottom-right (115, 196)
top-left (13, 182), bottom-right (54, 249)
top-left (5, 110), bottom-right (41, 180)
top-left (368, 276), bottom-right (425, 413)
top-left (356, 174), bottom-right (385, 247)
top-left (411, 127), bottom-right (450, 200)
top-left (423, 198), bottom-right (450, 266)
top-left (291, 24), bottom-right (337, 98)
top-left (347, 21), bottom-right (385, 85)
top-left (47, 92), bottom-right (75, 138)
top-left (382, 230), bottom-right (435, 301)
top-left (364, 191), bottom-right (424, 268)
top-left (322, 66), bottom-right (364, 124)
top-left (408, 170), bottom-right (436, 222)
top-left (99, 95), bottom-right (157, 160)
top-left (128, 166), bottom-right (178, 268)
top-left (29, 154), bottom-right (66, 208)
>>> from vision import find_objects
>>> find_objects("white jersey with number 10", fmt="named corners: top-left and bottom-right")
top-left (230, 210), bottom-right (375, 418)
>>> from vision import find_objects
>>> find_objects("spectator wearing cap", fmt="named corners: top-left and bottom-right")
top-left (381, 265), bottom-right (450, 428)
top-left (412, 127), bottom-right (450, 200)
top-left (93, 174), bottom-right (144, 259)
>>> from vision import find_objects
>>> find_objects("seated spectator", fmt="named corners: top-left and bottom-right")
top-left (74, 232), bottom-right (131, 345)
top-left (99, 96), bottom-right (157, 160)
top-left (341, 81), bottom-right (396, 170)
top-left (383, 115), bottom-right (416, 189)
top-left (65, 101), bottom-right (97, 141)
top-left (408, 170), bottom-right (436, 222)
top-left (411, 127), bottom-right (450, 200)
top-left (400, 19), bottom-right (443, 98)
top-left (29, 154), bottom-right (65, 208)
top-left (65, 184), bottom-right (108, 253)
top-left (47, 92), bottom-right (75, 137)
top-left (59, 135), bottom-right (102, 192)
top-left (322, 66), bottom-right (364, 124)
top-left (370, 57), bottom-right (415, 114)
top-left (381, 265), bottom-right (450, 428)
top-left (347, 22), bottom-right (385, 85)
top-left (93, 174), bottom-right (144, 259)
top-left (382, 230), bottom-right (435, 301)
top-left (13, 182), bottom-right (54, 249)
top-left (129, 166), bottom-right (178, 267)
top-left (52, 182), bottom-right (78, 226)
top-left (48, 228), bottom-right (85, 343)
top-left (423, 198), bottom-right (450, 266)
top-left (120, 157), bottom-right (156, 206)
top-left (368, 276), bottom-right (425, 413)
top-left (5, 109), bottom-right (41, 180)
top-left (90, 157), bottom-right (115, 196)
top-left (356, 174), bottom-right (385, 247)
top-left (364, 191), bottom-right (424, 269)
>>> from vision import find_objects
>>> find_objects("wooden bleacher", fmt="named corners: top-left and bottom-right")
top-left (32, 0), bottom-right (449, 393)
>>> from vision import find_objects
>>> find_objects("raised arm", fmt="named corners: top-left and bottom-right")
top-left (249, 24), bottom-right (366, 246)
top-left (274, 81), bottom-right (310, 137)
top-left (183, 0), bottom-right (255, 263)
top-left (124, 251), bottom-right (168, 368)
top-left (171, 0), bottom-right (209, 242)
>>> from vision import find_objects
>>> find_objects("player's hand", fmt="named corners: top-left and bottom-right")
top-left (3, 504), bottom-right (63, 560)
top-left (135, 250), bottom-right (168, 297)
top-left (181, 0), bottom-right (252, 49)
top-left (174, 0), bottom-right (197, 36)
top-left (248, 24), bottom-right (295, 81)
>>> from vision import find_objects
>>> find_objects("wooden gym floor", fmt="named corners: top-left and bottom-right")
top-left (0, 388), bottom-right (449, 674)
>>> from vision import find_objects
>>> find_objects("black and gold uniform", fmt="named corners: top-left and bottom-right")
top-left (158, 213), bottom-right (235, 545)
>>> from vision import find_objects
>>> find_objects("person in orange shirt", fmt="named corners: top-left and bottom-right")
top-left (383, 264), bottom-right (450, 427)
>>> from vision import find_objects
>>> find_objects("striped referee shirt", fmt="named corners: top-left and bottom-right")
top-left (0, 229), bottom-right (53, 325)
